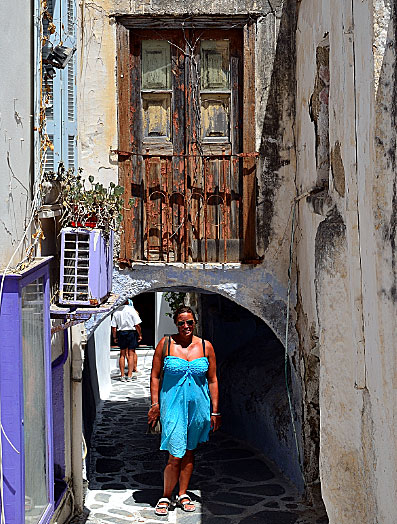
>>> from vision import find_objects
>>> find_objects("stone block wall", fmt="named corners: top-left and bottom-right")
top-left (295, 1), bottom-right (397, 521)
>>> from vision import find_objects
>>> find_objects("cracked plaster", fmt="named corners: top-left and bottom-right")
top-left (295, 0), bottom-right (397, 521)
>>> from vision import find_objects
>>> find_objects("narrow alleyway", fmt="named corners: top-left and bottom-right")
top-left (74, 350), bottom-right (328, 524)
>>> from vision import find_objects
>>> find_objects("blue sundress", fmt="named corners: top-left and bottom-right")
top-left (159, 355), bottom-right (211, 458)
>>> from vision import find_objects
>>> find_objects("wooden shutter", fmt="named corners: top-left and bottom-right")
top-left (118, 26), bottom-right (257, 263)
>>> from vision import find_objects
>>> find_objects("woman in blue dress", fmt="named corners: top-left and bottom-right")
top-left (148, 306), bottom-right (221, 516)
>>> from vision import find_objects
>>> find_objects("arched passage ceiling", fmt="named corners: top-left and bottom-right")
top-left (85, 263), bottom-right (297, 349)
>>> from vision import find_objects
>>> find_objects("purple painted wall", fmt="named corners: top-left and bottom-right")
top-left (52, 364), bottom-right (65, 478)
top-left (0, 276), bottom-right (23, 523)
top-left (0, 260), bottom-right (54, 523)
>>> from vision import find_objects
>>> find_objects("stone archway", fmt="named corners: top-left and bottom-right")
top-left (87, 264), bottom-right (296, 350)
top-left (84, 263), bottom-right (319, 496)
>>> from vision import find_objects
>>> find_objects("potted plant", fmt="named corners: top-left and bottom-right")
top-left (45, 163), bottom-right (125, 306)
top-left (55, 163), bottom-right (124, 240)
top-left (41, 170), bottom-right (62, 205)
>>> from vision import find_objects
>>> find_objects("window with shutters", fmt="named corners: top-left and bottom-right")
top-left (42, 0), bottom-right (59, 172)
top-left (42, 0), bottom-right (77, 172)
top-left (62, 0), bottom-right (77, 171)
top-left (117, 25), bottom-right (257, 264)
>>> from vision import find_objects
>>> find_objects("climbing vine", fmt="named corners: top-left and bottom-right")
top-left (163, 292), bottom-right (186, 318)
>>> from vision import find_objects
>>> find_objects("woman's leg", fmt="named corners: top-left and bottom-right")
top-left (163, 454), bottom-right (182, 499)
top-left (178, 450), bottom-right (195, 499)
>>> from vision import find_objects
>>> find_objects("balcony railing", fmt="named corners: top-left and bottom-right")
top-left (120, 151), bottom-right (258, 264)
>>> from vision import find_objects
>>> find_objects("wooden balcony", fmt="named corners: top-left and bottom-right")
top-left (119, 151), bottom-right (258, 264)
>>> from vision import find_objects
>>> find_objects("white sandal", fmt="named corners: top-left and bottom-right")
top-left (155, 497), bottom-right (171, 516)
top-left (176, 493), bottom-right (196, 512)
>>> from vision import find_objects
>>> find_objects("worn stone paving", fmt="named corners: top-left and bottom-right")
top-left (73, 350), bottom-right (328, 524)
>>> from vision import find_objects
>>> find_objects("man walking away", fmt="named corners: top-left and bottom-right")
top-left (111, 299), bottom-right (143, 382)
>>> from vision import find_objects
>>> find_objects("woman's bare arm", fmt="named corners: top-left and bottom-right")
top-left (148, 337), bottom-right (166, 426)
top-left (150, 337), bottom-right (166, 404)
top-left (206, 341), bottom-right (221, 431)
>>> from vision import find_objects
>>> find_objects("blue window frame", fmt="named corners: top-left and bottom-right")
top-left (43, 0), bottom-right (77, 172)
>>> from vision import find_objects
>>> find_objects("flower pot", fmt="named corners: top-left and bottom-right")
top-left (70, 212), bottom-right (98, 228)
top-left (41, 179), bottom-right (61, 205)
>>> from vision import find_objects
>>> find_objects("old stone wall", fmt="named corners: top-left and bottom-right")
top-left (296, 0), bottom-right (397, 521)
top-left (200, 293), bottom-right (303, 488)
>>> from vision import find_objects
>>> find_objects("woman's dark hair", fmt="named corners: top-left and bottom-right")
top-left (173, 306), bottom-right (197, 325)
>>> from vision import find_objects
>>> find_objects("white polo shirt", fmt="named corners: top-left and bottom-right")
top-left (111, 305), bottom-right (142, 331)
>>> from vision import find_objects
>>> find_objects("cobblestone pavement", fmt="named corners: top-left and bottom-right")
top-left (73, 350), bottom-right (328, 524)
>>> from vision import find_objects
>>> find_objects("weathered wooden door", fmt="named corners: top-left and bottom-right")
top-left (120, 28), bottom-right (253, 263)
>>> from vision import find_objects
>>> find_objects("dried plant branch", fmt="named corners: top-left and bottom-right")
top-left (42, 163), bottom-right (125, 240)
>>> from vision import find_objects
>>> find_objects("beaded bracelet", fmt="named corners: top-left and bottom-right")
top-left (211, 412), bottom-right (221, 416)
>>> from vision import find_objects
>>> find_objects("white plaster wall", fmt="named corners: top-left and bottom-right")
top-left (371, 0), bottom-right (397, 518)
top-left (0, 1), bottom-right (34, 269)
top-left (336, 2), bottom-right (395, 520)
top-left (87, 263), bottom-right (295, 347)
top-left (295, 2), bottom-right (366, 519)
top-left (155, 292), bottom-right (175, 347)
top-left (294, 2), bottom-right (332, 503)
top-left (78, 1), bottom-right (119, 185)
top-left (296, 0), bottom-right (396, 521)
top-left (92, 315), bottom-right (112, 400)
top-left (51, 321), bottom-right (65, 361)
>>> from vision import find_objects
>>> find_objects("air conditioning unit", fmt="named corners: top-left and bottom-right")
top-left (59, 228), bottom-right (113, 306)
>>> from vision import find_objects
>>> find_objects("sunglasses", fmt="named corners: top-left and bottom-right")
top-left (177, 320), bottom-right (194, 327)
